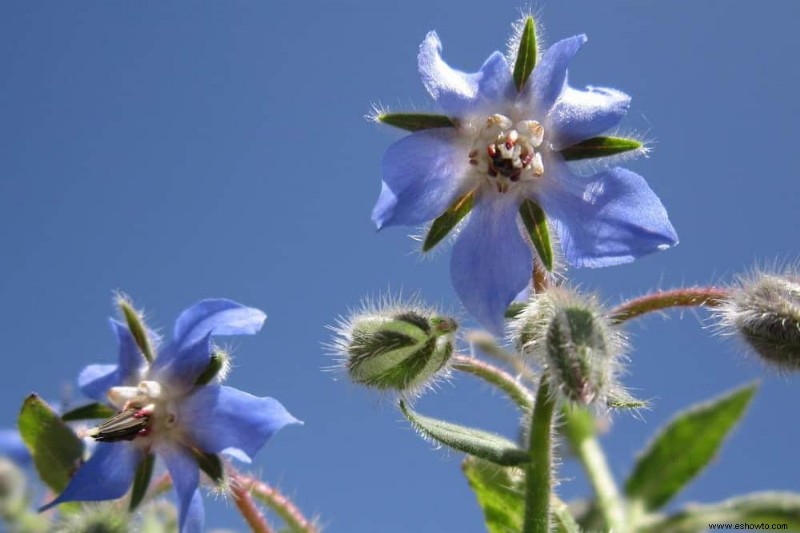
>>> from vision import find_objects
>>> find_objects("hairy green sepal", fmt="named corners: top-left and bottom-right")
top-left (400, 401), bottom-right (527, 466)
top-left (129, 453), bottom-right (155, 511)
top-left (559, 136), bottom-right (643, 161)
top-left (513, 17), bottom-right (538, 92)
top-left (519, 199), bottom-right (554, 271)
top-left (423, 190), bottom-right (475, 252)
top-left (377, 113), bottom-right (455, 132)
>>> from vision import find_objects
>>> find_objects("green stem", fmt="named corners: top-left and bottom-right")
top-left (576, 433), bottom-right (627, 531)
top-left (451, 354), bottom-right (533, 410)
top-left (609, 287), bottom-right (728, 324)
top-left (523, 377), bottom-right (556, 533)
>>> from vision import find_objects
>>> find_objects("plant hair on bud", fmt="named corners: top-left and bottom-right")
top-left (326, 294), bottom-right (458, 397)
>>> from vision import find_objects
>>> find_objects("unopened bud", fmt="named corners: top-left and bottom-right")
top-left (329, 301), bottom-right (457, 394)
top-left (0, 458), bottom-right (26, 519)
top-left (56, 502), bottom-right (129, 533)
top-left (717, 271), bottom-right (800, 370)
top-left (511, 288), bottom-right (624, 407)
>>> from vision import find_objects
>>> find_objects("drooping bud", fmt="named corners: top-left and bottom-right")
top-left (510, 288), bottom-right (625, 407)
top-left (328, 299), bottom-right (457, 394)
top-left (716, 270), bottom-right (800, 370)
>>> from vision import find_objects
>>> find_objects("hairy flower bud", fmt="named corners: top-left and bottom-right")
top-left (511, 288), bottom-right (625, 407)
top-left (716, 271), bottom-right (800, 370)
top-left (329, 300), bottom-right (457, 394)
top-left (56, 503), bottom-right (129, 533)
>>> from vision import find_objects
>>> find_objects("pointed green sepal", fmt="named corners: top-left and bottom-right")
top-left (377, 113), bottom-right (455, 132)
top-left (118, 298), bottom-right (155, 364)
top-left (560, 136), bottom-right (643, 161)
top-left (462, 456), bottom-right (524, 533)
top-left (504, 302), bottom-right (527, 319)
top-left (129, 453), bottom-right (155, 512)
top-left (61, 402), bottom-right (116, 422)
top-left (18, 394), bottom-right (84, 493)
top-left (519, 199), bottom-right (554, 271)
top-left (607, 390), bottom-right (649, 410)
top-left (513, 17), bottom-right (538, 92)
top-left (423, 190), bottom-right (475, 252)
top-left (191, 449), bottom-right (224, 486)
top-left (400, 401), bottom-right (528, 466)
top-left (625, 382), bottom-right (758, 511)
top-left (642, 492), bottom-right (800, 533)
top-left (194, 349), bottom-right (229, 386)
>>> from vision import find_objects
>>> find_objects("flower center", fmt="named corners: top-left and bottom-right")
top-left (87, 380), bottom-right (178, 443)
top-left (468, 114), bottom-right (545, 193)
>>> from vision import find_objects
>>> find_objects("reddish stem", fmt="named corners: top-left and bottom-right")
top-left (609, 287), bottom-right (729, 324)
top-left (235, 474), bottom-right (319, 533)
top-left (231, 475), bottom-right (275, 533)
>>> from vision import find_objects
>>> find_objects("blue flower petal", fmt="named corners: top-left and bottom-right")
top-left (418, 32), bottom-right (513, 115)
top-left (151, 337), bottom-right (212, 393)
top-left (527, 35), bottom-right (587, 114)
top-left (373, 129), bottom-right (470, 229)
top-left (548, 86), bottom-right (631, 149)
top-left (537, 160), bottom-right (678, 267)
top-left (180, 385), bottom-right (300, 462)
top-left (0, 429), bottom-right (31, 466)
top-left (173, 299), bottom-right (266, 353)
top-left (158, 444), bottom-right (203, 533)
top-left (40, 443), bottom-right (141, 511)
top-left (451, 193), bottom-right (533, 334)
top-left (78, 364), bottom-right (120, 402)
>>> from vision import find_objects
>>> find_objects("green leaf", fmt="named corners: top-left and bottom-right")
top-left (513, 17), bottom-right (537, 92)
top-left (129, 453), bottom-right (155, 512)
top-left (625, 383), bottom-right (758, 511)
top-left (422, 190), bottom-right (475, 252)
top-left (61, 402), bottom-right (116, 422)
top-left (642, 492), bottom-right (800, 533)
top-left (519, 199), bottom-right (553, 271)
top-left (190, 449), bottom-right (225, 485)
top-left (400, 401), bottom-right (527, 466)
top-left (18, 394), bottom-right (84, 493)
top-left (559, 136), bottom-right (643, 161)
top-left (377, 113), bottom-right (455, 132)
top-left (462, 456), bottom-right (524, 533)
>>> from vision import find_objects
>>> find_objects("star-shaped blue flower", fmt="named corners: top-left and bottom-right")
top-left (373, 31), bottom-right (678, 333)
top-left (41, 299), bottom-right (300, 533)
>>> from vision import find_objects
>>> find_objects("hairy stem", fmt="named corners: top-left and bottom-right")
top-left (523, 377), bottom-right (556, 533)
top-left (562, 407), bottom-right (627, 532)
top-left (237, 474), bottom-right (319, 533)
top-left (231, 474), bottom-right (275, 533)
top-left (451, 354), bottom-right (533, 410)
top-left (609, 287), bottom-right (728, 324)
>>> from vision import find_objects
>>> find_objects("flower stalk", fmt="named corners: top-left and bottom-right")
top-left (609, 287), bottom-right (728, 324)
top-left (231, 475), bottom-right (275, 533)
top-left (522, 377), bottom-right (556, 533)
top-left (237, 474), bottom-right (319, 533)
top-left (451, 354), bottom-right (533, 410)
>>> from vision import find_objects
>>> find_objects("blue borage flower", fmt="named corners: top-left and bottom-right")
top-left (41, 299), bottom-right (300, 533)
top-left (373, 26), bottom-right (678, 333)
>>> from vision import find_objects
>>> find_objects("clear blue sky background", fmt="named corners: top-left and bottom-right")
top-left (1, 1), bottom-right (798, 531)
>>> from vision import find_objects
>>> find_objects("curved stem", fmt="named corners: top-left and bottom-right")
top-left (609, 287), bottom-right (728, 324)
top-left (522, 377), bottom-right (556, 533)
top-left (236, 474), bottom-right (319, 533)
top-left (451, 354), bottom-right (533, 410)
top-left (231, 474), bottom-right (274, 533)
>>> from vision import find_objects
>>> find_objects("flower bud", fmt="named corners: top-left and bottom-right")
top-left (56, 502), bottom-right (129, 533)
top-left (717, 271), bottom-right (800, 370)
top-left (329, 301), bottom-right (457, 394)
top-left (511, 288), bottom-right (624, 407)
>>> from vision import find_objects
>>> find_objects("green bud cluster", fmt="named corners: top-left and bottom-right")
top-left (511, 288), bottom-right (625, 408)
top-left (330, 301), bottom-right (457, 394)
top-left (717, 271), bottom-right (800, 370)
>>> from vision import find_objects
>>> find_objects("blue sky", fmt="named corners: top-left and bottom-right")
top-left (1, 1), bottom-right (799, 531)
